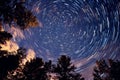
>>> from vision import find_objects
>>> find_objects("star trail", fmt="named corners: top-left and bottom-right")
top-left (15, 0), bottom-right (120, 77)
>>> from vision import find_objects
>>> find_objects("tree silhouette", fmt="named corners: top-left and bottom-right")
top-left (0, 31), bottom-right (12, 44)
top-left (6, 48), bottom-right (27, 80)
top-left (0, 50), bottom-right (21, 80)
top-left (109, 59), bottom-right (120, 80)
top-left (17, 55), bottom-right (84, 80)
top-left (14, 2), bottom-right (39, 29)
top-left (93, 59), bottom-right (109, 80)
top-left (0, 0), bottom-right (39, 29)
top-left (55, 55), bottom-right (84, 80)
top-left (93, 59), bottom-right (120, 80)
top-left (0, 0), bottom-right (40, 80)
top-left (23, 57), bottom-right (47, 80)
top-left (93, 66), bottom-right (102, 80)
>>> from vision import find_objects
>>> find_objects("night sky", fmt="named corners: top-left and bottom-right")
top-left (8, 0), bottom-right (120, 79)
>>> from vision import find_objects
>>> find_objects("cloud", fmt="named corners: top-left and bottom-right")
top-left (8, 26), bottom-right (25, 40)
top-left (22, 49), bottom-right (36, 65)
top-left (0, 40), bottom-right (19, 53)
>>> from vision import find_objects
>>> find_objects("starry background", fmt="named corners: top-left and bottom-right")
top-left (13, 0), bottom-right (120, 79)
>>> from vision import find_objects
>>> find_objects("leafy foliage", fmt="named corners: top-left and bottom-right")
top-left (93, 59), bottom-right (120, 80)
top-left (109, 59), bottom-right (120, 80)
top-left (5, 48), bottom-right (26, 80)
top-left (0, 31), bottom-right (12, 44)
top-left (0, 0), bottom-right (39, 29)
top-left (0, 50), bottom-right (21, 80)
top-left (0, 50), bottom-right (120, 80)
top-left (23, 57), bottom-right (49, 80)
top-left (54, 55), bottom-right (84, 80)
top-left (22, 55), bottom-right (84, 80)
top-left (14, 2), bottom-right (39, 29)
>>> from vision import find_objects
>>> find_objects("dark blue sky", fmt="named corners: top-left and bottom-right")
top-left (15, 0), bottom-right (120, 73)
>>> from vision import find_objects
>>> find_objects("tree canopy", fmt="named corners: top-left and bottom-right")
top-left (93, 59), bottom-right (120, 80)
top-left (0, 0), bottom-right (39, 29)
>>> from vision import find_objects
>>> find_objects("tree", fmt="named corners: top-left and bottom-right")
top-left (23, 57), bottom-right (46, 80)
top-left (14, 2), bottom-right (39, 29)
top-left (93, 66), bottom-right (102, 80)
top-left (0, 0), bottom-right (39, 29)
top-left (55, 55), bottom-right (84, 80)
top-left (0, 31), bottom-right (12, 44)
top-left (93, 59), bottom-right (109, 80)
top-left (109, 59), bottom-right (120, 80)
top-left (0, 50), bottom-right (21, 80)
top-left (6, 48), bottom-right (26, 80)
top-left (20, 55), bottom-right (85, 80)
top-left (93, 59), bottom-right (120, 80)
top-left (0, 0), bottom-right (39, 80)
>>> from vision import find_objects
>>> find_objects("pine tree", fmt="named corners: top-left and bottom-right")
top-left (6, 48), bottom-right (26, 80)
top-left (93, 59), bottom-right (120, 80)
top-left (0, 0), bottom-right (39, 80)
top-left (0, 50), bottom-right (21, 80)
top-left (0, 0), bottom-right (39, 29)
top-left (23, 57), bottom-right (47, 80)
top-left (55, 55), bottom-right (84, 80)
top-left (109, 59), bottom-right (120, 80)
top-left (93, 66), bottom-right (102, 80)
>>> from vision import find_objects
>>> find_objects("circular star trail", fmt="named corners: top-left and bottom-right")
top-left (21, 0), bottom-right (120, 70)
